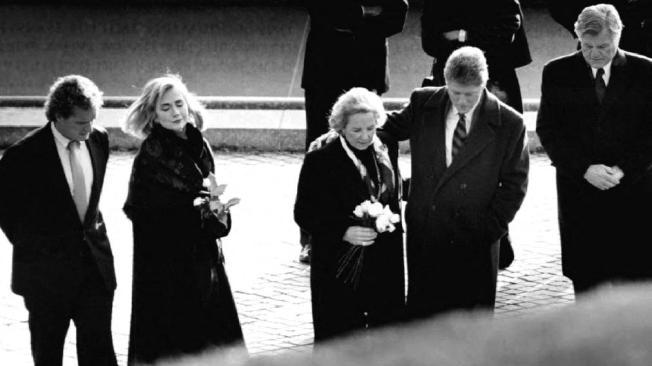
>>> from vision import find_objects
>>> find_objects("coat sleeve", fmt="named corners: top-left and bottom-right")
top-left (0, 147), bottom-right (22, 245)
top-left (358, 0), bottom-right (408, 38)
top-left (546, 0), bottom-right (587, 36)
top-left (307, 0), bottom-right (407, 37)
top-left (294, 151), bottom-right (351, 245)
top-left (536, 62), bottom-right (591, 179)
top-left (615, 61), bottom-right (652, 181)
top-left (306, 0), bottom-right (365, 32)
top-left (421, 0), bottom-right (520, 59)
top-left (381, 89), bottom-right (421, 141)
top-left (480, 117), bottom-right (529, 243)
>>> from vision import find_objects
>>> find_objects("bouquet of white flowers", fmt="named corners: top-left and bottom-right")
top-left (337, 199), bottom-right (400, 288)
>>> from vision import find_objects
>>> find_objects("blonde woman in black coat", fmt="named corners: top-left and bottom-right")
top-left (122, 75), bottom-right (244, 364)
top-left (295, 87), bottom-right (405, 342)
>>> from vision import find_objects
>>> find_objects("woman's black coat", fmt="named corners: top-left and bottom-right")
top-left (123, 124), bottom-right (244, 364)
top-left (294, 135), bottom-right (405, 342)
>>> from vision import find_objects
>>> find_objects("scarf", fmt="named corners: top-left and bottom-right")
top-left (339, 135), bottom-right (395, 204)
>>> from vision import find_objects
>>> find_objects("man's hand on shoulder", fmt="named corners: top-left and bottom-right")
top-left (308, 130), bottom-right (339, 153)
top-left (362, 5), bottom-right (383, 17)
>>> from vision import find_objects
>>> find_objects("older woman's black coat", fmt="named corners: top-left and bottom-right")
top-left (294, 135), bottom-right (405, 342)
top-left (123, 124), bottom-right (244, 364)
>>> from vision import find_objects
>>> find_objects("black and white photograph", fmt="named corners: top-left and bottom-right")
top-left (1, 0), bottom-right (652, 365)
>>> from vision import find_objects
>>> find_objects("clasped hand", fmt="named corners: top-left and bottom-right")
top-left (343, 226), bottom-right (378, 246)
top-left (584, 164), bottom-right (624, 190)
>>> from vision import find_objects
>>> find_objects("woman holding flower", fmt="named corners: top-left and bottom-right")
top-left (294, 87), bottom-right (405, 342)
top-left (122, 75), bottom-right (244, 364)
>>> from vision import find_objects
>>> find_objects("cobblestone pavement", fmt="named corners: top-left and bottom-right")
top-left (0, 152), bottom-right (573, 365)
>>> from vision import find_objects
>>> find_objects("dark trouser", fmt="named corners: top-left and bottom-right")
top-left (23, 261), bottom-right (117, 366)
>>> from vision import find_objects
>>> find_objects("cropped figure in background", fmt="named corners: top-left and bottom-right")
top-left (295, 88), bottom-right (405, 342)
top-left (298, 0), bottom-right (408, 264)
top-left (0, 75), bottom-right (118, 366)
top-left (537, 4), bottom-right (652, 294)
top-left (547, 0), bottom-right (652, 57)
top-left (122, 75), bottom-right (245, 364)
top-left (381, 47), bottom-right (529, 319)
top-left (420, 0), bottom-right (532, 269)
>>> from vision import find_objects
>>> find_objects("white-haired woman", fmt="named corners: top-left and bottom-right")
top-left (295, 87), bottom-right (405, 342)
top-left (122, 75), bottom-right (244, 364)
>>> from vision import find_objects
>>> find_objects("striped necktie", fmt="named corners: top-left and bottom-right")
top-left (452, 113), bottom-right (467, 161)
top-left (68, 140), bottom-right (88, 222)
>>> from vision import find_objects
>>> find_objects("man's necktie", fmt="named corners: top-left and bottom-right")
top-left (68, 141), bottom-right (88, 222)
top-left (595, 67), bottom-right (606, 104)
top-left (452, 113), bottom-right (467, 161)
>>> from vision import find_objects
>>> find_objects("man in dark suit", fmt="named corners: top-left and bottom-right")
top-left (537, 4), bottom-right (652, 295)
top-left (420, 0), bottom-right (532, 269)
top-left (298, 0), bottom-right (408, 263)
top-left (0, 75), bottom-right (118, 365)
top-left (381, 46), bottom-right (529, 319)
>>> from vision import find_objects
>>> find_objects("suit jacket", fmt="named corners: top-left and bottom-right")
top-left (421, 0), bottom-right (531, 71)
top-left (381, 87), bottom-right (529, 316)
top-left (536, 50), bottom-right (652, 280)
top-left (301, 0), bottom-right (408, 93)
top-left (0, 123), bottom-right (116, 299)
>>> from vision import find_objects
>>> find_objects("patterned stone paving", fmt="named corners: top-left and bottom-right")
top-left (0, 152), bottom-right (573, 365)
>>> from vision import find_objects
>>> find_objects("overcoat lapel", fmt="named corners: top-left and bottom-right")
top-left (84, 135), bottom-right (105, 226)
top-left (599, 50), bottom-right (629, 118)
top-left (434, 90), bottom-right (497, 194)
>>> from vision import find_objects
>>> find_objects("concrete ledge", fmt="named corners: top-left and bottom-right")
top-left (0, 96), bottom-right (541, 112)
top-left (0, 97), bottom-right (543, 152)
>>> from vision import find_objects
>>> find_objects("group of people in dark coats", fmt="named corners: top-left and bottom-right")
top-left (2, 2), bottom-right (652, 365)
top-left (295, 47), bottom-right (529, 341)
top-left (295, 1), bottom-right (652, 344)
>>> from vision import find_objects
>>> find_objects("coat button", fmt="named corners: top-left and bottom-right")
top-left (431, 204), bottom-right (436, 211)
top-left (460, 183), bottom-right (467, 190)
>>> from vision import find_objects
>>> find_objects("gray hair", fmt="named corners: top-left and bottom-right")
top-left (443, 46), bottom-right (489, 86)
top-left (574, 4), bottom-right (623, 41)
top-left (44, 75), bottom-right (103, 122)
top-left (122, 74), bottom-right (205, 139)
top-left (328, 87), bottom-right (386, 132)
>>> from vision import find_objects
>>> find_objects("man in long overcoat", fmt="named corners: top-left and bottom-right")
top-left (381, 47), bottom-right (529, 318)
top-left (536, 4), bottom-right (652, 294)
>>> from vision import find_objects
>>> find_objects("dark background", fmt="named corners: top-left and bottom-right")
top-left (0, 1), bottom-right (573, 99)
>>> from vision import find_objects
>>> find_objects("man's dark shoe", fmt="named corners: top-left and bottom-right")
top-left (299, 244), bottom-right (311, 264)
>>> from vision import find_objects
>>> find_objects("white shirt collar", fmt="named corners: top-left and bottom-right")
top-left (591, 60), bottom-right (613, 85)
top-left (51, 121), bottom-right (73, 148)
top-left (450, 102), bottom-right (477, 124)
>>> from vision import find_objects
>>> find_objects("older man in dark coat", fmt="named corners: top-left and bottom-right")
top-left (537, 4), bottom-right (652, 294)
top-left (381, 47), bottom-right (529, 319)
